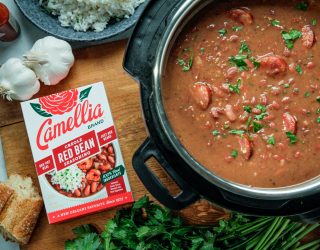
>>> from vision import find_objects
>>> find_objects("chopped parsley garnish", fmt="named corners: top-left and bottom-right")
top-left (304, 92), bottom-right (310, 97)
top-left (281, 29), bottom-right (302, 49)
top-left (246, 116), bottom-right (253, 131)
top-left (212, 130), bottom-right (220, 136)
top-left (286, 132), bottom-right (298, 144)
top-left (267, 135), bottom-right (276, 145)
top-left (244, 106), bottom-right (252, 113)
top-left (229, 55), bottom-right (248, 71)
top-left (177, 57), bottom-right (193, 72)
top-left (256, 104), bottom-right (267, 113)
top-left (232, 26), bottom-right (243, 31)
top-left (231, 149), bottom-right (238, 158)
top-left (229, 79), bottom-right (242, 94)
top-left (317, 97), bottom-right (320, 103)
top-left (229, 42), bottom-right (259, 71)
top-left (253, 104), bottom-right (268, 120)
top-left (229, 129), bottom-right (245, 135)
top-left (311, 19), bottom-right (317, 26)
top-left (239, 41), bottom-right (251, 54)
top-left (284, 83), bottom-right (290, 88)
top-left (317, 108), bottom-right (320, 114)
top-left (296, 65), bottom-right (303, 75)
top-left (271, 20), bottom-right (281, 26)
top-left (255, 112), bottom-right (268, 121)
top-left (183, 48), bottom-right (191, 52)
top-left (219, 28), bottom-right (227, 37)
top-left (200, 47), bottom-right (205, 54)
top-left (296, 2), bottom-right (309, 11)
top-left (250, 57), bottom-right (260, 69)
top-left (317, 117), bottom-right (320, 123)
top-left (253, 121), bottom-right (263, 133)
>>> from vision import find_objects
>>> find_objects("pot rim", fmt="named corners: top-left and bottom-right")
top-left (152, 0), bottom-right (320, 200)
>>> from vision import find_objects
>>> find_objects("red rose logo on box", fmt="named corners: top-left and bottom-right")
top-left (30, 87), bottom-right (92, 117)
top-left (39, 89), bottom-right (79, 115)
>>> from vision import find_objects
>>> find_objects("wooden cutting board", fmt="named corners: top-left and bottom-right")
top-left (0, 40), bottom-right (227, 249)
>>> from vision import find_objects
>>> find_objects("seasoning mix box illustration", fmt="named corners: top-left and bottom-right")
top-left (21, 82), bottom-right (133, 224)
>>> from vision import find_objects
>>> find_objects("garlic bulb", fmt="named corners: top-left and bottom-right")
top-left (24, 36), bottom-right (74, 86)
top-left (0, 58), bottom-right (40, 101)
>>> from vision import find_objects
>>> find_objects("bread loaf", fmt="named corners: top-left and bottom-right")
top-left (0, 174), bottom-right (43, 245)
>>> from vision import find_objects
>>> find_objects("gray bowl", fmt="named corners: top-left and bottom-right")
top-left (14, 0), bottom-right (149, 43)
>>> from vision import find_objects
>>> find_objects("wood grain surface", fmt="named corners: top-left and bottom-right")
top-left (0, 40), bottom-right (226, 249)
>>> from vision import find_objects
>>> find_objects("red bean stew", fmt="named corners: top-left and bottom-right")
top-left (46, 143), bottom-right (116, 197)
top-left (163, 0), bottom-right (320, 187)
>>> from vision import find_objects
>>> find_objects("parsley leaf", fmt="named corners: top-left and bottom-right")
top-left (229, 42), bottom-right (259, 71)
top-left (256, 104), bottom-right (267, 113)
top-left (239, 41), bottom-right (251, 54)
top-left (271, 20), bottom-right (281, 26)
top-left (229, 55), bottom-right (248, 71)
top-left (212, 130), bottom-right (220, 136)
top-left (317, 117), bottom-right (320, 123)
top-left (255, 112), bottom-right (268, 121)
top-left (296, 2), bottom-right (309, 11)
top-left (232, 26), bottom-right (243, 31)
top-left (250, 57), bottom-right (260, 69)
top-left (177, 57), bottom-right (193, 72)
top-left (219, 28), bottom-right (227, 37)
top-left (246, 116), bottom-right (253, 132)
top-left (229, 129), bottom-right (245, 135)
top-left (253, 121), bottom-right (263, 132)
top-left (286, 131), bottom-right (298, 144)
top-left (231, 149), bottom-right (238, 158)
top-left (65, 232), bottom-right (101, 250)
top-left (229, 79), bottom-right (242, 94)
top-left (244, 106), bottom-right (252, 113)
top-left (267, 135), bottom-right (276, 145)
top-left (317, 96), bottom-right (320, 103)
top-left (254, 105), bottom-right (268, 120)
top-left (304, 92), bottom-right (310, 97)
top-left (311, 19), bottom-right (317, 26)
top-left (282, 29), bottom-right (302, 49)
top-left (296, 65), bottom-right (303, 75)
top-left (200, 47), bottom-right (205, 54)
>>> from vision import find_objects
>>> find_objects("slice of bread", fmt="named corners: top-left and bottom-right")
top-left (0, 174), bottom-right (43, 245)
top-left (0, 184), bottom-right (14, 212)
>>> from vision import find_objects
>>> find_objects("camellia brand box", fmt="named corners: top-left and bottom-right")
top-left (21, 82), bottom-right (133, 223)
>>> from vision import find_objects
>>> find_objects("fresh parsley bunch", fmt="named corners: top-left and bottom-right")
top-left (65, 196), bottom-right (320, 250)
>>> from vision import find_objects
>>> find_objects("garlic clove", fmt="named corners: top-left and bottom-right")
top-left (24, 36), bottom-right (74, 86)
top-left (0, 58), bottom-right (40, 101)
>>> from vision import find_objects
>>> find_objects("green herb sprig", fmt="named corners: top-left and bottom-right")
top-left (177, 57), bottom-right (193, 72)
top-left (282, 29), bottom-right (302, 49)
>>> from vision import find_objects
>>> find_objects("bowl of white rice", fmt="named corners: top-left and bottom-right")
top-left (14, 0), bottom-right (149, 43)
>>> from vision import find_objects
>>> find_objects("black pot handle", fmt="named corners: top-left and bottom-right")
top-left (123, 0), bottom-right (184, 91)
top-left (132, 138), bottom-right (199, 210)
